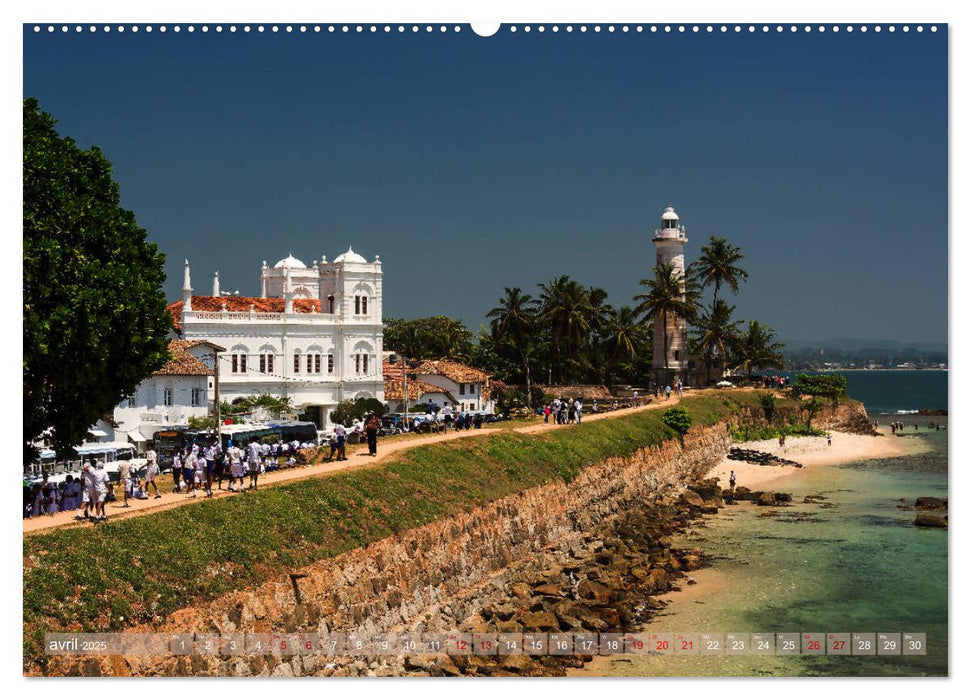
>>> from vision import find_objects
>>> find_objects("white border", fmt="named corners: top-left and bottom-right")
top-left (6, 1), bottom-right (961, 697)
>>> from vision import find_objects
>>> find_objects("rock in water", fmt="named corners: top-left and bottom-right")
top-left (914, 513), bottom-right (948, 528)
top-left (914, 496), bottom-right (948, 510)
top-left (757, 491), bottom-right (776, 506)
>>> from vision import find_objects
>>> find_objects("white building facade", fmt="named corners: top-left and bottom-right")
top-left (168, 248), bottom-right (384, 430)
top-left (107, 339), bottom-right (223, 446)
top-left (651, 204), bottom-right (690, 388)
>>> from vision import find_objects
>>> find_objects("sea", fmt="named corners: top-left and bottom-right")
top-left (587, 370), bottom-right (949, 677)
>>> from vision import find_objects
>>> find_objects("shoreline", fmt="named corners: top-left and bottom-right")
top-left (570, 428), bottom-right (933, 677)
top-left (707, 430), bottom-right (930, 492)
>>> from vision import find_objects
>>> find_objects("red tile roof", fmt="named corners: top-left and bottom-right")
top-left (383, 377), bottom-right (455, 402)
top-left (413, 359), bottom-right (492, 400)
top-left (382, 360), bottom-right (458, 403)
top-left (154, 340), bottom-right (216, 376)
top-left (414, 359), bottom-right (490, 384)
top-left (167, 296), bottom-right (322, 333)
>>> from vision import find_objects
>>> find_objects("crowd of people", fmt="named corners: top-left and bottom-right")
top-left (23, 436), bottom-right (319, 521)
top-left (543, 397), bottom-right (585, 425)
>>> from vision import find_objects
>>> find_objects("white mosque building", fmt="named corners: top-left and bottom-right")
top-left (165, 247), bottom-right (384, 430)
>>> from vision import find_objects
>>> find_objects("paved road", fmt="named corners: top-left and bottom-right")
top-left (23, 396), bottom-right (681, 535)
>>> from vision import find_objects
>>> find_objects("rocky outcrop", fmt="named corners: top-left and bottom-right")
top-left (914, 513), bottom-right (947, 528)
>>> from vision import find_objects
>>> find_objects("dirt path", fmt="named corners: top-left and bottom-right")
top-left (24, 395), bottom-right (682, 535)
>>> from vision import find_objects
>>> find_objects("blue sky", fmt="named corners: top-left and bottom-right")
top-left (23, 25), bottom-right (947, 344)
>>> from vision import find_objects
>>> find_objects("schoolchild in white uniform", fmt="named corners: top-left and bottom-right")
top-left (144, 447), bottom-right (162, 498)
top-left (92, 461), bottom-right (109, 522)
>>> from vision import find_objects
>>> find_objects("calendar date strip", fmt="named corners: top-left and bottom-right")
top-left (45, 632), bottom-right (927, 657)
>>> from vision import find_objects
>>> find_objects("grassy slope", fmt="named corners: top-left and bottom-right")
top-left (23, 392), bottom-right (772, 665)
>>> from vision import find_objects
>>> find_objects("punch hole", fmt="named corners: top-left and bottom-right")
top-left (470, 23), bottom-right (499, 37)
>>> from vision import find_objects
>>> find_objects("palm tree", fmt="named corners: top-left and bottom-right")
top-left (634, 263), bottom-right (700, 386)
top-left (487, 287), bottom-right (537, 406)
top-left (735, 320), bottom-right (786, 379)
top-left (693, 299), bottom-right (743, 387)
top-left (539, 276), bottom-right (595, 384)
top-left (692, 236), bottom-right (748, 305)
top-left (603, 305), bottom-right (650, 385)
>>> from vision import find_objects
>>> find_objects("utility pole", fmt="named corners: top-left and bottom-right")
top-left (402, 355), bottom-right (409, 426)
top-left (212, 351), bottom-right (221, 448)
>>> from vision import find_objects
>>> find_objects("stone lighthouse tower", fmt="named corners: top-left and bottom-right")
top-left (651, 204), bottom-right (689, 388)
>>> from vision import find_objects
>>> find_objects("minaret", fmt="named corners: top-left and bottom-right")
top-left (284, 268), bottom-right (294, 314)
top-left (651, 204), bottom-right (689, 388)
top-left (212, 271), bottom-right (220, 298)
top-left (260, 261), bottom-right (268, 298)
top-left (182, 259), bottom-right (193, 312)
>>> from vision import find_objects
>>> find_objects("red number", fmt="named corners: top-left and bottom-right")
top-left (458, 640), bottom-right (467, 650)
top-left (280, 640), bottom-right (287, 650)
top-left (832, 641), bottom-right (845, 650)
top-left (682, 640), bottom-right (693, 650)
top-left (808, 641), bottom-right (820, 651)
top-left (656, 640), bottom-right (669, 651)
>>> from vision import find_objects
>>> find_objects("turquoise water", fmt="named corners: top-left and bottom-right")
top-left (603, 381), bottom-right (948, 677)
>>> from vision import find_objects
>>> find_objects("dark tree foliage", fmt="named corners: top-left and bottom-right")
top-left (330, 398), bottom-right (386, 425)
top-left (788, 373), bottom-right (848, 427)
top-left (23, 98), bottom-right (171, 464)
top-left (383, 316), bottom-right (475, 361)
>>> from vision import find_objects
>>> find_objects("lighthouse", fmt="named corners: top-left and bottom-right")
top-left (651, 204), bottom-right (689, 389)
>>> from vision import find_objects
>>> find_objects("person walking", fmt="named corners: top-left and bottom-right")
top-left (365, 412), bottom-right (380, 456)
top-left (574, 398), bottom-right (583, 424)
top-left (335, 423), bottom-right (347, 461)
top-left (92, 460), bottom-right (109, 522)
top-left (118, 458), bottom-right (133, 508)
top-left (228, 444), bottom-right (244, 492)
top-left (73, 460), bottom-right (95, 520)
top-left (664, 384), bottom-right (672, 401)
top-left (144, 446), bottom-right (162, 499)
top-left (246, 440), bottom-right (261, 491)
top-left (171, 450), bottom-right (182, 492)
top-left (729, 470), bottom-right (736, 492)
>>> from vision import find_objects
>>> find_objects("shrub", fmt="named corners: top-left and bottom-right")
top-left (758, 392), bottom-right (776, 423)
top-left (662, 407), bottom-right (692, 438)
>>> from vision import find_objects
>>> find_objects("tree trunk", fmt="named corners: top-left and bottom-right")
top-left (523, 352), bottom-right (532, 409)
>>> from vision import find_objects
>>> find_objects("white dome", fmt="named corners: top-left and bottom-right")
top-left (661, 205), bottom-right (679, 221)
top-left (333, 246), bottom-right (367, 264)
top-left (274, 254), bottom-right (307, 269)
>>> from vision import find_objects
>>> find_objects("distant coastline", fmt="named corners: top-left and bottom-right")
top-left (786, 367), bottom-right (948, 373)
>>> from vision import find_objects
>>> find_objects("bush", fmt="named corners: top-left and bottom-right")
top-left (758, 392), bottom-right (776, 423)
top-left (662, 407), bottom-right (692, 438)
top-left (186, 415), bottom-right (214, 429)
top-left (330, 397), bottom-right (387, 425)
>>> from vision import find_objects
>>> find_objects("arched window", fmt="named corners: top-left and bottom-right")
top-left (230, 345), bottom-right (250, 373)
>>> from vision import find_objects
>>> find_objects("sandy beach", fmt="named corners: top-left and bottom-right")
top-left (708, 430), bottom-right (930, 492)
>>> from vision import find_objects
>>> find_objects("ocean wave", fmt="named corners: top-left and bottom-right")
top-left (896, 409), bottom-right (920, 414)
